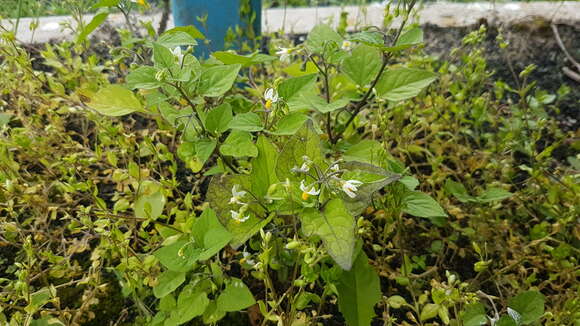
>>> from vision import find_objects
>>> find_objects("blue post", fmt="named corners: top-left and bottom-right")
top-left (171, 0), bottom-right (262, 58)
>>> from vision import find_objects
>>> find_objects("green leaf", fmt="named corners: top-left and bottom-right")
top-left (220, 131), bottom-right (258, 158)
top-left (157, 31), bottom-right (197, 48)
top-left (461, 303), bottom-right (488, 326)
top-left (89, 85), bottom-right (142, 116)
top-left (306, 24), bottom-right (342, 53)
top-left (343, 140), bottom-right (387, 166)
top-left (192, 208), bottom-right (232, 261)
top-left (206, 175), bottom-right (270, 248)
top-left (164, 26), bottom-right (205, 40)
top-left (126, 66), bottom-right (161, 90)
top-left (342, 45), bottom-right (382, 86)
top-left (134, 180), bottom-right (166, 219)
top-left (202, 301), bottom-right (226, 324)
top-left (387, 295), bottom-right (407, 309)
top-left (0, 112), bottom-right (12, 127)
top-left (348, 31), bottom-right (384, 47)
top-left (154, 270), bottom-right (186, 298)
top-left (376, 68), bottom-right (437, 102)
top-left (478, 188), bottom-right (513, 203)
top-left (301, 199), bottom-right (356, 270)
top-left (496, 315), bottom-right (518, 326)
top-left (420, 303), bottom-right (440, 321)
top-left (278, 74), bottom-right (318, 105)
top-left (508, 291), bottom-right (545, 325)
top-left (198, 64), bottom-right (241, 97)
top-left (77, 11), bottom-right (108, 42)
top-left (337, 252), bottom-right (381, 326)
top-left (205, 103), bottom-right (233, 135)
top-left (444, 179), bottom-right (476, 203)
top-left (216, 278), bottom-right (255, 312)
top-left (228, 112), bottom-right (263, 132)
top-left (396, 27), bottom-right (423, 47)
top-left (276, 122), bottom-right (325, 182)
top-left (272, 112), bottom-right (309, 135)
top-left (402, 191), bottom-right (447, 226)
top-left (251, 136), bottom-right (279, 198)
top-left (153, 43), bottom-right (177, 70)
top-left (213, 51), bottom-right (276, 67)
top-left (153, 239), bottom-right (201, 272)
top-left (340, 161), bottom-right (400, 216)
top-left (168, 283), bottom-right (209, 324)
top-left (92, 0), bottom-right (119, 8)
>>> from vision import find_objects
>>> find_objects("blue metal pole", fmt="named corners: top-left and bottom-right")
top-left (171, 0), bottom-right (262, 58)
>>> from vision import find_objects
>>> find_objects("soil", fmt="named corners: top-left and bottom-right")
top-left (422, 20), bottom-right (580, 132)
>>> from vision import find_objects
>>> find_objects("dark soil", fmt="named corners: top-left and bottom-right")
top-left (422, 20), bottom-right (580, 132)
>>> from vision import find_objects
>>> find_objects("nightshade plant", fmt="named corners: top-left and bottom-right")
top-left (82, 1), bottom-right (449, 323)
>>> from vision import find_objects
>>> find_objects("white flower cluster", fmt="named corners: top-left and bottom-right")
top-left (229, 184), bottom-right (249, 223)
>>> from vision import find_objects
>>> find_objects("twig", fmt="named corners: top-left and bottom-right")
top-left (551, 24), bottom-right (580, 73)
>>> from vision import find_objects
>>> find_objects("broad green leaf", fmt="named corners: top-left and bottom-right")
top-left (399, 176), bottom-right (419, 191)
top-left (420, 303), bottom-right (440, 321)
top-left (301, 199), bottom-right (355, 270)
top-left (508, 291), bottom-right (545, 325)
top-left (396, 27), bottom-right (423, 47)
top-left (29, 318), bottom-right (63, 326)
top-left (157, 31), bottom-right (197, 48)
top-left (276, 122), bottom-right (325, 182)
top-left (496, 316), bottom-right (518, 326)
top-left (387, 295), bottom-right (407, 309)
top-left (402, 191), bottom-right (447, 226)
top-left (198, 64), bottom-right (241, 97)
top-left (278, 74), bottom-right (318, 106)
top-left (153, 239), bottom-right (201, 272)
top-left (343, 140), bottom-right (387, 166)
top-left (283, 61), bottom-right (318, 77)
top-left (461, 303), bottom-right (487, 326)
top-left (153, 43), bottom-right (176, 70)
top-left (164, 26), bottom-right (205, 40)
top-left (134, 180), bottom-right (166, 219)
top-left (337, 252), bottom-right (381, 326)
top-left (305, 24), bottom-right (342, 54)
top-left (77, 11), bottom-right (108, 42)
top-left (220, 131), bottom-right (258, 158)
top-left (251, 136), bottom-right (279, 198)
top-left (159, 294), bottom-right (176, 312)
top-left (206, 175), bottom-right (270, 248)
top-left (376, 68), bottom-right (437, 102)
top-left (126, 66), bottom-right (161, 90)
top-left (0, 112), bottom-right (12, 127)
top-left (202, 301), bottom-right (226, 324)
top-left (93, 0), bottom-right (119, 8)
top-left (340, 161), bottom-right (400, 215)
top-left (89, 85), bottom-right (142, 116)
top-left (478, 187), bottom-right (513, 203)
top-left (216, 278), bottom-right (255, 312)
top-left (168, 283), bottom-right (209, 324)
top-left (348, 31), bottom-right (384, 47)
top-left (205, 103), bottom-right (233, 134)
top-left (444, 179), bottom-right (476, 203)
top-left (272, 112), bottom-right (309, 135)
top-left (342, 45), bottom-right (382, 86)
top-left (154, 270), bottom-right (186, 298)
top-left (228, 112), bottom-right (263, 131)
top-left (213, 51), bottom-right (276, 67)
top-left (192, 208), bottom-right (232, 261)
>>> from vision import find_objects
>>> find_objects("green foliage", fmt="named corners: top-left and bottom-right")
top-left (0, 2), bottom-right (576, 326)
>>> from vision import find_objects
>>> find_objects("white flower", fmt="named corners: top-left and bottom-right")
top-left (341, 179), bottom-right (363, 198)
top-left (507, 308), bottom-right (521, 325)
top-left (229, 184), bottom-right (247, 205)
top-left (241, 251), bottom-right (256, 266)
top-left (276, 47), bottom-right (293, 63)
top-left (171, 46), bottom-right (184, 65)
top-left (300, 180), bottom-right (320, 200)
top-left (330, 163), bottom-right (340, 172)
top-left (264, 88), bottom-right (279, 110)
top-left (341, 40), bottom-right (352, 51)
top-left (230, 210), bottom-right (250, 223)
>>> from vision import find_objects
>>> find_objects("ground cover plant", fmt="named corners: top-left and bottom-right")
top-left (0, 0), bottom-right (578, 325)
